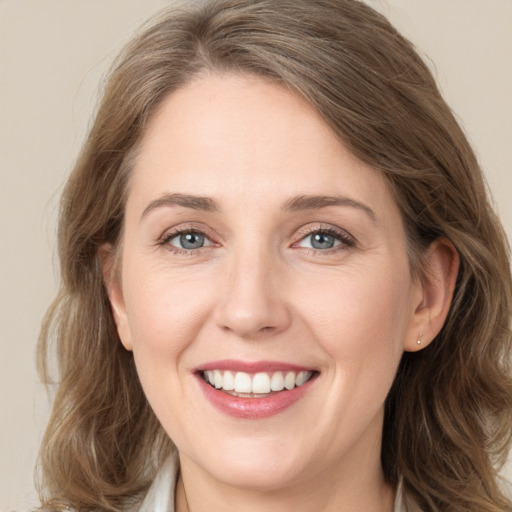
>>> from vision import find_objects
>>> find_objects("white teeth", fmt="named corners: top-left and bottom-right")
top-left (296, 370), bottom-right (310, 386)
top-left (234, 372), bottom-right (252, 393)
top-left (252, 372), bottom-right (271, 394)
top-left (223, 370), bottom-right (235, 391)
top-left (270, 372), bottom-right (285, 391)
top-left (214, 370), bottom-right (222, 389)
top-left (203, 369), bottom-right (314, 394)
top-left (284, 371), bottom-right (296, 390)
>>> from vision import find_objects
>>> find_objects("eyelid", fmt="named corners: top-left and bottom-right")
top-left (166, 231), bottom-right (213, 248)
top-left (156, 222), bottom-right (356, 255)
top-left (292, 224), bottom-right (356, 251)
top-left (158, 223), bottom-right (219, 252)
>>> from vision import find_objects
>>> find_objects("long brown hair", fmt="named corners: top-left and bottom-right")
top-left (37, 1), bottom-right (512, 510)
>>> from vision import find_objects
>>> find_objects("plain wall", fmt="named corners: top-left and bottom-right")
top-left (1, 1), bottom-right (511, 510)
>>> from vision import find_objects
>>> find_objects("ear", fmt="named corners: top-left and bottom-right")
top-left (404, 238), bottom-right (459, 352)
top-left (99, 244), bottom-right (133, 351)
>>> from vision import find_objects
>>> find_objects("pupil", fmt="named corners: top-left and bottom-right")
top-left (180, 232), bottom-right (204, 249)
top-left (311, 233), bottom-right (334, 249)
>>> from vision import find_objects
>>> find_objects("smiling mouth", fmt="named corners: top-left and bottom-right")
top-left (201, 369), bottom-right (317, 397)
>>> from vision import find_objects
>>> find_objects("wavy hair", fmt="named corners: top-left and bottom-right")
top-left (37, 1), bottom-right (512, 510)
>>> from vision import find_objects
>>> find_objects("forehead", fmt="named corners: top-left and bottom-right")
top-left (128, 73), bottom-right (396, 218)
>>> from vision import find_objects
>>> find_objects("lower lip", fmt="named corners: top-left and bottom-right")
top-left (196, 374), bottom-right (317, 419)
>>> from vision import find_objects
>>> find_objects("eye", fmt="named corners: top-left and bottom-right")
top-left (299, 232), bottom-right (339, 250)
top-left (295, 227), bottom-right (354, 251)
top-left (165, 230), bottom-right (212, 250)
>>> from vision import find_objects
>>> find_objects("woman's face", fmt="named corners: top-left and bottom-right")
top-left (109, 74), bottom-right (423, 490)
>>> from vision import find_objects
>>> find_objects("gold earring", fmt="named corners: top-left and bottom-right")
top-left (417, 333), bottom-right (423, 345)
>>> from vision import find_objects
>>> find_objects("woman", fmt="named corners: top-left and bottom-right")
top-left (37, 0), bottom-right (512, 510)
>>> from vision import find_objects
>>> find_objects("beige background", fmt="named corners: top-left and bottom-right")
top-left (1, 1), bottom-right (511, 510)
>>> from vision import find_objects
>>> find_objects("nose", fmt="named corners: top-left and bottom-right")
top-left (213, 249), bottom-right (292, 340)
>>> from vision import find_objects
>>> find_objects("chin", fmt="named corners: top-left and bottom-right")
top-left (209, 459), bottom-right (306, 492)
top-left (184, 436), bottom-right (312, 491)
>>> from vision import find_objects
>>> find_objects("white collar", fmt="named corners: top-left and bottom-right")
top-left (137, 451), bottom-right (179, 512)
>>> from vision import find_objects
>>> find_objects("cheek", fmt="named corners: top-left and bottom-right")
top-left (123, 261), bottom-right (212, 347)
top-left (120, 265), bottom-right (214, 423)
top-left (296, 262), bottom-right (412, 366)
top-left (295, 264), bottom-right (412, 440)
top-left (120, 263), bottom-right (218, 405)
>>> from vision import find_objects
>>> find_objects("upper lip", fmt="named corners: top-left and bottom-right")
top-left (195, 359), bottom-right (317, 373)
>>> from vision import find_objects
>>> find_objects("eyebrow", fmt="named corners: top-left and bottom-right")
top-left (141, 192), bottom-right (376, 221)
top-left (141, 193), bottom-right (221, 219)
top-left (283, 195), bottom-right (376, 221)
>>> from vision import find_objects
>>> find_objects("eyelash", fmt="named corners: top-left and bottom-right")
top-left (294, 226), bottom-right (355, 254)
top-left (158, 225), bottom-right (217, 256)
top-left (158, 225), bottom-right (356, 256)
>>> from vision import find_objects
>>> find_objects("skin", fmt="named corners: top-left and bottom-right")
top-left (106, 73), bottom-right (458, 512)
